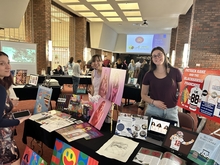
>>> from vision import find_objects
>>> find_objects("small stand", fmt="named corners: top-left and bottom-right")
top-left (110, 103), bottom-right (114, 133)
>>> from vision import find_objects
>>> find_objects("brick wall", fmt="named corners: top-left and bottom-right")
top-left (32, 0), bottom-right (51, 74)
top-left (189, 0), bottom-right (220, 69)
top-left (169, 28), bottom-right (177, 56)
top-left (175, 7), bottom-right (192, 68)
top-left (75, 17), bottom-right (87, 62)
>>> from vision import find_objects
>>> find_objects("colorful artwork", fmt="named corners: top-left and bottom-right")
top-left (15, 69), bottom-right (27, 85)
top-left (88, 97), bottom-right (112, 130)
top-left (33, 86), bottom-right (53, 114)
top-left (51, 139), bottom-right (99, 165)
top-left (109, 68), bottom-right (126, 106)
top-left (99, 67), bottom-right (111, 100)
top-left (56, 94), bottom-right (72, 111)
top-left (177, 68), bottom-right (220, 123)
top-left (21, 146), bottom-right (47, 165)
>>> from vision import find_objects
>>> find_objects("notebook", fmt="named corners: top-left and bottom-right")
top-left (146, 116), bottom-right (178, 145)
top-left (162, 125), bottom-right (198, 157)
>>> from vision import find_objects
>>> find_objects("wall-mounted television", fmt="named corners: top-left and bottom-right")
top-left (126, 34), bottom-right (171, 54)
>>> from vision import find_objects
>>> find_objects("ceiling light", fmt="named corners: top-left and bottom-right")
top-left (123, 11), bottom-right (141, 16)
top-left (86, 0), bottom-right (107, 2)
top-left (106, 18), bottom-right (122, 22)
top-left (87, 18), bottom-right (103, 22)
top-left (79, 12), bottom-right (97, 17)
top-left (92, 4), bottom-right (113, 10)
top-left (118, 3), bottom-right (139, 10)
top-left (59, 0), bottom-right (79, 2)
top-left (100, 12), bottom-right (118, 17)
top-left (67, 5), bottom-right (89, 11)
top-left (127, 17), bottom-right (142, 21)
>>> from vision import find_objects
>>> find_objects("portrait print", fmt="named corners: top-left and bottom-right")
top-left (109, 68), bottom-right (126, 106)
top-left (99, 67), bottom-right (111, 100)
top-left (89, 97), bottom-right (111, 130)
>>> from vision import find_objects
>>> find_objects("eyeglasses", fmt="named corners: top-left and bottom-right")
top-left (152, 53), bottom-right (163, 59)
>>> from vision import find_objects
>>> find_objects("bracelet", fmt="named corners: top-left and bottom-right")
top-left (151, 99), bottom-right (154, 105)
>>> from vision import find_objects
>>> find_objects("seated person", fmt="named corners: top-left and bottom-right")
top-left (53, 65), bottom-right (64, 75)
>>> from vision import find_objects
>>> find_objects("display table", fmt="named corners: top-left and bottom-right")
top-left (38, 75), bottom-right (92, 86)
top-left (13, 86), bottom-right (61, 101)
top-left (122, 84), bottom-right (141, 105)
top-left (22, 119), bottom-right (196, 165)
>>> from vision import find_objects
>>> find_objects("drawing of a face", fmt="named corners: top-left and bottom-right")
top-left (111, 73), bottom-right (119, 102)
top-left (99, 74), bottom-right (109, 98)
top-left (62, 148), bottom-right (76, 165)
top-left (90, 101), bottom-right (105, 126)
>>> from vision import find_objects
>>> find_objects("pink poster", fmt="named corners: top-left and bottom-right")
top-left (89, 97), bottom-right (112, 130)
top-left (99, 67), bottom-right (111, 100)
top-left (109, 68), bottom-right (126, 106)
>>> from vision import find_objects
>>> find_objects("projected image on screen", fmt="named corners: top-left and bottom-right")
top-left (126, 34), bottom-right (171, 54)
top-left (2, 47), bottom-right (36, 62)
top-left (0, 41), bottom-right (37, 74)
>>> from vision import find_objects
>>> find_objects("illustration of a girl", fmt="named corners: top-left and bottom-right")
top-left (99, 73), bottom-right (109, 99)
top-left (89, 101), bottom-right (105, 127)
top-left (110, 73), bottom-right (119, 102)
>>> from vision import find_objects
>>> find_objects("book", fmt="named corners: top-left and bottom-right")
top-left (133, 147), bottom-right (186, 165)
top-left (187, 132), bottom-right (220, 165)
top-left (56, 94), bottom-right (72, 111)
top-left (56, 122), bottom-right (103, 142)
top-left (115, 112), bottom-right (148, 140)
top-left (33, 85), bottom-right (53, 114)
top-left (15, 69), bottom-right (27, 85)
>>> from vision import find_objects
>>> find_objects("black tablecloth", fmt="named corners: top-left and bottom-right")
top-left (122, 84), bottom-right (141, 102)
top-left (38, 75), bottom-right (91, 86)
top-left (22, 119), bottom-right (196, 165)
top-left (14, 86), bottom-right (61, 101)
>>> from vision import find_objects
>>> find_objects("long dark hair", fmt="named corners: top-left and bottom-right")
top-left (69, 57), bottom-right (74, 63)
top-left (0, 51), bottom-right (14, 90)
top-left (150, 47), bottom-right (172, 74)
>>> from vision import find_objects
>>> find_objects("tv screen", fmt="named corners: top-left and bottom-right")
top-left (126, 34), bottom-right (171, 54)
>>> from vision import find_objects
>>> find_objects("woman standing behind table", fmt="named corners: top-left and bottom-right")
top-left (0, 51), bottom-right (31, 165)
top-left (66, 57), bottom-right (74, 75)
top-left (141, 47), bottom-right (182, 124)
top-left (127, 59), bottom-right (136, 78)
top-left (90, 54), bottom-right (102, 97)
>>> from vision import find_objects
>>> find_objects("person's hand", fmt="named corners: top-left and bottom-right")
top-left (18, 114), bottom-right (32, 124)
top-left (153, 100), bottom-right (167, 110)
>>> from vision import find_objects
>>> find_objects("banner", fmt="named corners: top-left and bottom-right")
top-left (177, 68), bottom-right (220, 123)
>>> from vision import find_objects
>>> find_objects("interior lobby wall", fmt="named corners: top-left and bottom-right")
top-left (114, 34), bottom-right (126, 53)
top-left (90, 22), bottom-right (117, 51)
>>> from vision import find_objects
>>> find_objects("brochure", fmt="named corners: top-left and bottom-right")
top-left (133, 147), bottom-right (186, 165)
top-left (187, 132), bottom-right (220, 165)
top-left (115, 112), bottom-right (148, 140)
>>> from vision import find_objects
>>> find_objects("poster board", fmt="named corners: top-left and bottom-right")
top-left (177, 68), bottom-right (220, 123)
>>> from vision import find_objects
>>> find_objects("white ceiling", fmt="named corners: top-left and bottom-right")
top-left (53, 0), bottom-right (193, 34)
